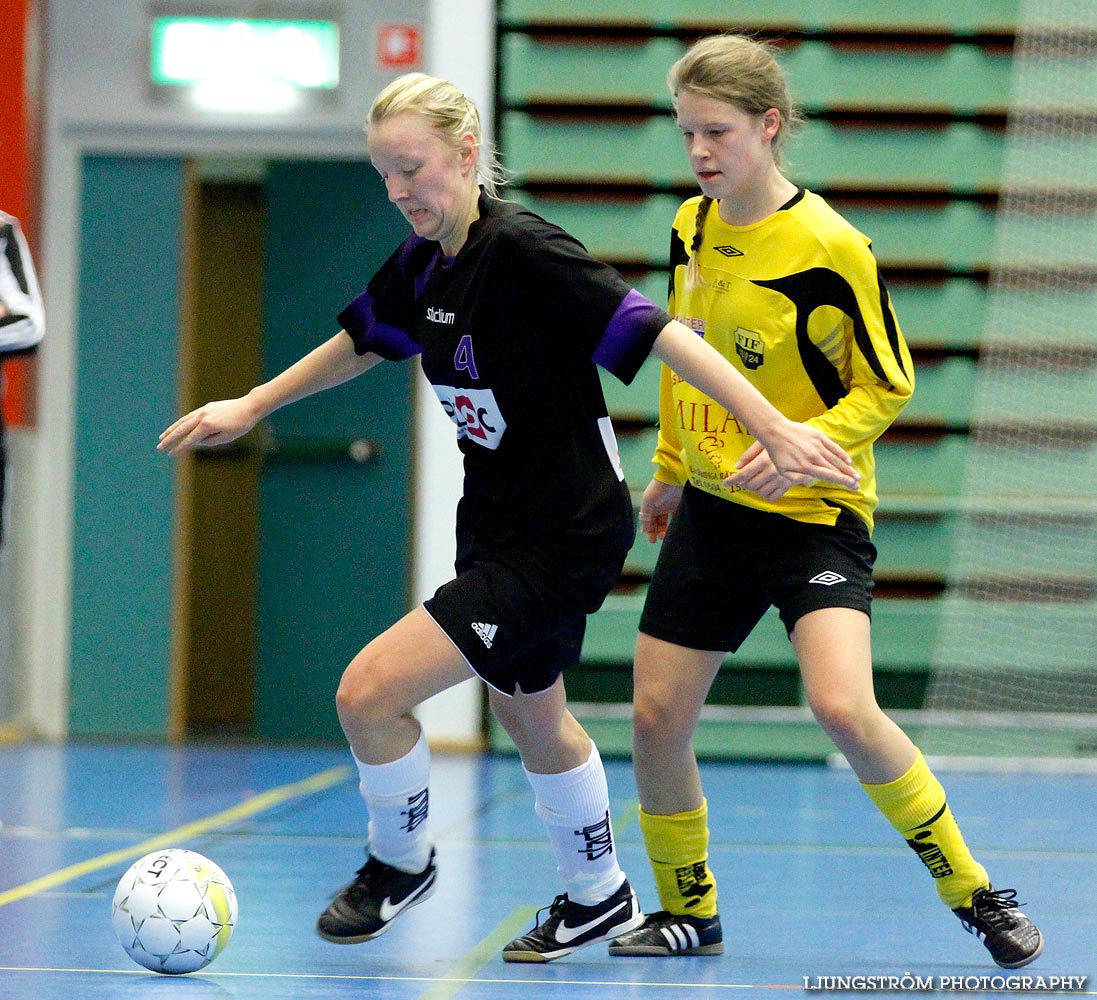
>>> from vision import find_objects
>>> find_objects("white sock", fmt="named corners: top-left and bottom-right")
top-left (354, 728), bottom-right (432, 873)
top-left (523, 742), bottom-right (626, 906)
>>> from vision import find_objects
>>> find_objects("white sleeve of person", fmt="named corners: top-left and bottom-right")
top-left (0, 211), bottom-right (45, 353)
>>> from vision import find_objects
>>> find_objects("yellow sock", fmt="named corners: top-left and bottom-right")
top-left (638, 800), bottom-right (718, 918)
top-left (861, 750), bottom-right (988, 909)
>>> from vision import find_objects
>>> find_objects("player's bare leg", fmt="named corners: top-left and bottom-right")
top-left (631, 634), bottom-right (724, 814)
top-left (490, 679), bottom-right (644, 961)
top-left (317, 607), bottom-right (473, 944)
top-left (488, 676), bottom-right (590, 772)
top-left (793, 607), bottom-right (914, 783)
top-left (335, 605), bottom-right (474, 765)
top-left (794, 607), bottom-right (1042, 968)
top-left (610, 635), bottom-right (725, 957)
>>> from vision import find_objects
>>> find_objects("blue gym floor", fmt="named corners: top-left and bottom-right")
top-left (0, 741), bottom-right (1093, 999)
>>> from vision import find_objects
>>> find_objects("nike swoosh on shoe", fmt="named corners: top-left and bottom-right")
top-left (377, 878), bottom-right (434, 923)
top-left (554, 900), bottom-right (629, 944)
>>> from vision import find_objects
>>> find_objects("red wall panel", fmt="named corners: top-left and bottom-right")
top-left (0, 0), bottom-right (39, 426)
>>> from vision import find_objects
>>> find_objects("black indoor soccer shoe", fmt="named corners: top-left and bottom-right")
top-left (608, 909), bottom-right (724, 956)
top-left (502, 878), bottom-right (644, 962)
top-left (953, 886), bottom-right (1044, 968)
top-left (316, 848), bottom-right (436, 944)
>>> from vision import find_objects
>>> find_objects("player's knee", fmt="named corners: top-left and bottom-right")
top-left (335, 653), bottom-right (402, 725)
top-left (488, 691), bottom-right (554, 748)
top-left (632, 686), bottom-right (689, 747)
top-left (808, 691), bottom-right (871, 748)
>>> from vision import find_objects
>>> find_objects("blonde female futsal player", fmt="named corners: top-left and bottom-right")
top-left (159, 72), bottom-right (858, 962)
top-left (608, 36), bottom-right (1043, 970)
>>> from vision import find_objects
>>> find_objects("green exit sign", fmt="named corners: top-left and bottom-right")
top-left (150, 17), bottom-right (340, 91)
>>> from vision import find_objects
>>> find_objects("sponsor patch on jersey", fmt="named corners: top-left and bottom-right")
top-left (675, 314), bottom-right (706, 337)
top-left (433, 384), bottom-right (507, 450)
top-left (598, 416), bottom-right (625, 482)
top-left (426, 305), bottom-right (456, 325)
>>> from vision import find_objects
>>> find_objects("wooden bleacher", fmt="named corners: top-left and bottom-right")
top-left (493, 0), bottom-right (1028, 757)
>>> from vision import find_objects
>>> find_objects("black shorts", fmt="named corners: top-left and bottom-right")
top-left (424, 516), bottom-right (632, 697)
top-left (639, 484), bottom-right (876, 653)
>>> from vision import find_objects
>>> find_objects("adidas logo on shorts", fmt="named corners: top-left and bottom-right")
top-left (471, 622), bottom-right (498, 648)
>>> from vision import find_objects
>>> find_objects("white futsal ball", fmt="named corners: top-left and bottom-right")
top-left (111, 848), bottom-right (238, 975)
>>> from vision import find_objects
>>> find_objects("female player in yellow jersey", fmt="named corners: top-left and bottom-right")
top-left (608, 34), bottom-right (1043, 969)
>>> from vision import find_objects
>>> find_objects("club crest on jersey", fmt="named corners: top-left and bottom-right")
top-left (433, 384), bottom-right (507, 450)
top-left (734, 327), bottom-right (764, 369)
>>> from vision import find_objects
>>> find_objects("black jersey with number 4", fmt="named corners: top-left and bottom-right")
top-left (339, 192), bottom-right (671, 569)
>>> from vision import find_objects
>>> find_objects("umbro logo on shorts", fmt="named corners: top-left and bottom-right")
top-left (809, 571), bottom-right (847, 586)
top-left (471, 622), bottom-right (498, 648)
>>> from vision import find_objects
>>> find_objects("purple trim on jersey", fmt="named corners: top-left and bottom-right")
top-left (392, 233), bottom-right (448, 299)
top-left (337, 288), bottom-right (421, 360)
top-left (396, 233), bottom-right (431, 263)
top-left (413, 251), bottom-right (446, 299)
top-left (593, 288), bottom-right (665, 383)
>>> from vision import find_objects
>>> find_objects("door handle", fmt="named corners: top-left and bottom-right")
top-left (261, 435), bottom-right (380, 464)
top-left (195, 426), bottom-right (381, 464)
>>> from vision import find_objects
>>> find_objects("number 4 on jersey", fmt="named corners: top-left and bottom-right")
top-left (454, 335), bottom-right (480, 380)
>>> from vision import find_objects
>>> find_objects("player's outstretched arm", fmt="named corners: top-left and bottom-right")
top-left (157, 332), bottom-right (381, 456)
top-left (650, 320), bottom-right (859, 490)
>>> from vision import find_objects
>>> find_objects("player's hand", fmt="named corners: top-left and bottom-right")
top-left (723, 441), bottom-right (795, 500)
top-left (737, 419), bottom-right (859, 491)
top-left (637, 478), bottom-right (684, 543)
top-left (157, 397), bottom-right (259, 456)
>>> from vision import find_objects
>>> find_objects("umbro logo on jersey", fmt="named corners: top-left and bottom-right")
top-left (809, 571), bottom-right (847, 586)
top-left (713, 245), bottom-right (743, 257)
top-left (471, 622), bottom-right (498, 648)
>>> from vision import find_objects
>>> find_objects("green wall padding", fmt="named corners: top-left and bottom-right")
top-left (255, 160), bottom-right (414, 740)
top-left (70, 155), bottom-right (185, 736)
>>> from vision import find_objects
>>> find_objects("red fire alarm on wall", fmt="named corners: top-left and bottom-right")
top-left (377, 23), bottom-right (423, 69)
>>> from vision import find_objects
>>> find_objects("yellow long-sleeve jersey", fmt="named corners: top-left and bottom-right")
top-left (653, 190), bottom-right (915, 532)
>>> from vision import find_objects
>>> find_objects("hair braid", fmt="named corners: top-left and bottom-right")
top-left (687, 195), bottom-right (713, 288)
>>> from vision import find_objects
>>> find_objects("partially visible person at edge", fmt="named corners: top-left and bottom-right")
top-left (607, 34), bottom-right (1043, 970)
top-left (158, 72), bottom-right (859, 963)
top-left (0, 209), bottom-right (46, 547)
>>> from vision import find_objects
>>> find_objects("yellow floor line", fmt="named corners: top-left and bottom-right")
top-left (0, 764), bottom-right (351, 908)
top-left (416, 905), bottom-right (538, 1000)
top-left (0, 724), bottom-right (26, 745)
top-left (613, 799), bottom-right (640, 836)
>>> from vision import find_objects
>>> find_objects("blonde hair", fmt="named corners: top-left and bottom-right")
top-left (368, 72), bottom-right (508, 198)
top-left (667, 35), bottom-right (802, 287)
